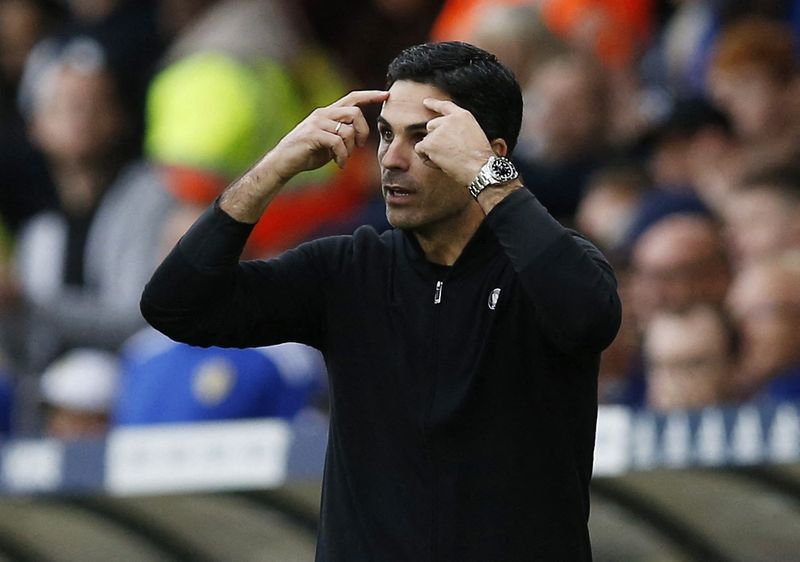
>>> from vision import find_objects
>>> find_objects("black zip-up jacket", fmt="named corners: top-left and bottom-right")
top-left (141, 188), bottom-right (621, 561)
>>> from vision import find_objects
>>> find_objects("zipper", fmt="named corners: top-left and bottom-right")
top-left (433, 280), bottom-right (443, 304)
top-left (428, 278), bottom-right (445, 560)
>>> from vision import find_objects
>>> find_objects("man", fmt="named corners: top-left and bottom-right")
top-left (642, 304), bottom-right (734, 412)
top-left (142, 42), bottom-right (621, 561)
top-left (15, 36), bottom-right (174, 372)
top-left (722, 163), bottom-right (800, 270)
top-left (39, 348), bottom-right (119, 440)
top-left (726, 253), bottom-right (800, 402)
top-left (707, 17), bottom-right (800, 162)
top-left (629, 213), bottom-right (730, 326)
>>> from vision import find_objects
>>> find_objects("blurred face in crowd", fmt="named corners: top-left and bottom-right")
top-left (708, 66), bottom-right (790, 142)
top-left (727, 259), bottom-right (800, 382)
top-left (649, 136), bottom-right (693, 189)
top-left (44, 405), bottom-right (109, 440)
top-left (66, 0), bottom-right (119, 21)
top-left (522, 57), bottom-right (606, 162)
top-left (643, 305), bottom-right (732, 412)
top-left (631, 215), bottom-right (730, 324)
top-left (0, 0), bottom-right (46, 85)
top-left (378, 80), bottom-right (481, 237)
top-left (30, 64), bottom-right (125, 164)
top-left (576, 179), bottom-right (641, 252)
top-left (723, 186), bottom-right (800, 268)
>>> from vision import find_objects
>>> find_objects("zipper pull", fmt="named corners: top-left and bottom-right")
top-left (434, 280), bottom-right (443, 304)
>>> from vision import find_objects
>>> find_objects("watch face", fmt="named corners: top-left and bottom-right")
top-left (490, 157), bottom-right (518, 182)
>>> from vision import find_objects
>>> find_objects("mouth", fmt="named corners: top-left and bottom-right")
top-left (384, 185), bottom-right (416, 200)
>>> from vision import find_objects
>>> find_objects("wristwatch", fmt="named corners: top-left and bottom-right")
top-left (467, 156), bottom-right (519, 198)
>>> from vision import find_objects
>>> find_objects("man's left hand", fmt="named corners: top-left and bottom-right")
top-left (414, 98), bottom-right (495, 187)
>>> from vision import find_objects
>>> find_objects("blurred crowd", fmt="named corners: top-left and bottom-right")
top-left (1, 0), bottom-right (799, 440)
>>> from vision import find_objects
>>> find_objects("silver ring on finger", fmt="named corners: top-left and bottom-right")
top-left (334, 121), bottom-right (343, 135)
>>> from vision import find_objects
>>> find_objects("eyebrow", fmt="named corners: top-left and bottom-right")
top-left (377, 116), bottom-right (429, 133)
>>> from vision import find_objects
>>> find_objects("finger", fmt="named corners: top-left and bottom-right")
top-left (414, 141), bottom-right (441, 169)
top-left (335, 122), bottom-right (357, 155)
top-left (425, 115), bottom-right (445, 132)
top-left (330, 90), bottom-right (390, 109)
top-left (423, 98), bottom-right (460, 115)
top-left (320, 131), bottom-right (350, 168)
top-left (327, 107), bottom-right (371, 147)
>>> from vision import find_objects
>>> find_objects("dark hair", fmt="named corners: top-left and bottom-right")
top-left (386, 41), bottom-right (523, 153)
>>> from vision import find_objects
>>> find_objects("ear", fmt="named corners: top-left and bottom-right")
top-left (489, 138), bottom-right (509, 157)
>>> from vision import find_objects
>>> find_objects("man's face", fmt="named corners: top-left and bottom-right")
top-left (630, 216), bottom-right (730, 323)
top-left (377, 80), bottom-right (475, 234)
top-left (727, 264), bottom-right (800, 379)
top-left (723, 187), bottom-right (796, 267)
top-left (523, 59), bottom-right (604, 162)
top-left (709, 66), bottom-right (785, 141)
top-left (643, 307), bottom-right (730, 411)
top-left (32, 66), bottom-right (124, 162)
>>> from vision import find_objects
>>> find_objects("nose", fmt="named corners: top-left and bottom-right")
top-left (380, 138), bottom-right (411, 171)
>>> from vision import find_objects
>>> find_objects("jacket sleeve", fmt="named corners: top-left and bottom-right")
top-left (140, 200), bottom-right (329, 350)
top-left (484, 188), bottom-right (621, 353)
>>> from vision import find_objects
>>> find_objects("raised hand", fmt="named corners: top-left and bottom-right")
top-left (270, 90), bottom-right (390, 182)
top-left (413, 98), bottom-right (495, 188)
top-left (221, 90), bottom-right (388, 223)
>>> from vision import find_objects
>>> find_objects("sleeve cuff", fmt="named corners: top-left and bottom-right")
top-left (484, 187), bottom-right (569, 272)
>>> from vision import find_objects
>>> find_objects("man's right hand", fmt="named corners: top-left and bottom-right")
top-left (220, 90), bottom-right (389, 224)
top-left (270, 90), bottom-right (390, 181)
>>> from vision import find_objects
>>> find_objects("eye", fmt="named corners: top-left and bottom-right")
top-left (379, 127), bottom-right (394, 142)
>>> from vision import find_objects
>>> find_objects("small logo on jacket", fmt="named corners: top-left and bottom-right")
top-left (488, 288), bottom-right (501, 310)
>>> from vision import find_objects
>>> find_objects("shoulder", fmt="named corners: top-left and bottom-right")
top-left (294, 225), bottom-right (396, 269)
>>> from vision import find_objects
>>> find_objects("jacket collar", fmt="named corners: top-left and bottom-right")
top-left (398, 219), bottom-right (499, 276)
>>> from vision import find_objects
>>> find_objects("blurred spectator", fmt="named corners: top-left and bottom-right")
top-left (622, 188), bottom-right (712, 256)
top-left (630, 213), bottom-right (730, 326)
top-left (160, 0), bottom-right (299, 67)
top-left (145, 0), bottom-right (388, 255)
top-left (14, 37), bottom-right (174, 370)
top-left (646, 1), bottom-right (799, 94)
top-left (432, 0), bottom-right (654, 71)
top-left (640, 97), bottom-right (735, 197)
top-left (575, 162), bottom-right (648, 404)
top-left (538, 0), bottom-right (654, 71)
top-left (114, 328), bottom-right (325, 425)
top-left (722, 163), bottom-right (800, 270)
top-left (39, 348), bottom-right (119, 439)
top-left (114, 201), bottom-right (325, 426)
top-left (0, 0), bottom-right (64, 111)
top-left (646, 0), bottom-right (717, 96)
top-left (467, 3), bottom-right (566, 87)
top-left (0, 0), bottom-right (62, 235)
top-left (303, 0), bottom-right (443, 88)
top-left (575, 162), bottom-right (649, 257)
top-left (707, 17), bottom-right (800, 162)
top-left (727, 253), bottom-right (800, 402)
top-left (516, 53), bottom-right (612, 223)
top-left (439, 1), bottom-right (655, 145)
top-left (642, 304), bottom-right (735, 412)
top-left (54, 0), bottom-right (163, 148)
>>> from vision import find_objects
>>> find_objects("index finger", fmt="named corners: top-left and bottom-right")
top-left (330, 90), bottom-right (390, 108)
top-left (422, 98), bottom-right (460, 115)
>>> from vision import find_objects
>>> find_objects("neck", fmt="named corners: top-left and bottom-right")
top-left (413, 205), bottom-right (484, 266)
top-left (51, 159), bottom-right (113, 217)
